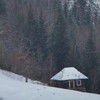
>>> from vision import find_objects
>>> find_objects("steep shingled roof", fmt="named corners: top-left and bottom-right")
top-left (51, 67), bottom-right (88, 81)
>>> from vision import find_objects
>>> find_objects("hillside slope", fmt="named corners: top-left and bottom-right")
top-left (0, 69), bottom-right (100, 100)
top-left (0, 0), bottom-right (100, 94)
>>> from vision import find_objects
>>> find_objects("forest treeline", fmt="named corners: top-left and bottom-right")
top-left (0, 0), bottom-right (100, 93)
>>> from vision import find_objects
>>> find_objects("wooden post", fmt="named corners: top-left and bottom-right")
top-left (68, 81), bottom-right (71, 88)
top-left (73, 81), bottom-right (75, 89)
top-left (26, 77), bottom-right (28, 83)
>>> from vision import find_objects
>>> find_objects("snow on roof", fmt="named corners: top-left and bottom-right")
top-left (51, 67), bottom-right (88, 81)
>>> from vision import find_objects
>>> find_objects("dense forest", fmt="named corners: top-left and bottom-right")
top-left (0, 0), bottom-right (100, 93)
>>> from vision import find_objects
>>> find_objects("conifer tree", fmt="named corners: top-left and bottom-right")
top-left (71, 0), bottom-right (88, 25)
top-left (0, 0), bottom-right (6, 15)
top-left (78, 0), bottom-right (87, 8)
top-left (24, 7), bottom-right (47, 64)
top-left (83, 30), bottom-right (98, 75)
top-left (36, 11), bottom-right (47, 64)
top-left (51, 1), bottom-right (69, 70)
top-left (68, 32), bottom-right (81, 68)
top-left (83, 28), bottom-right (98, 91)
top-left (63, 0), bottom-right (69, 19)
top-left (24, 4), bottom-right (38, 57)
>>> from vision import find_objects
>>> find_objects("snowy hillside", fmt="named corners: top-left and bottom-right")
top-left (0, 69), bottom-right (100, 100)
top-left (0, 69), bottom-right (44, 85)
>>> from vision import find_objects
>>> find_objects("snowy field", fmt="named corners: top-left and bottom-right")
top-left (0, 69), bottom-right (100, 100)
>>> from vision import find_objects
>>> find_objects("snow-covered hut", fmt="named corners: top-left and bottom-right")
top-left (50, 67), bottom-right (88, 91)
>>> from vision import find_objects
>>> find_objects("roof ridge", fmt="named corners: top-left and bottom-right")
top-left (61, 68), bottom-right (65, 80)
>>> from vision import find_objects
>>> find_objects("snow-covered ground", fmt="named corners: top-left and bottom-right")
top-left (0, 69), bottom-right (44, 85)
top-left (0, 69), bottom-right (100, 100)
